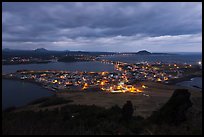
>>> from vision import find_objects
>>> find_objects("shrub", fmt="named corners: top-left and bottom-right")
top-left (122, 101), bottom-right (134, 121)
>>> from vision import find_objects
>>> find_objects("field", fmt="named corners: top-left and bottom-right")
top-left (3, 82), bottom-right (202, 135)
top-left (55, 82), bottom-right (201, 118)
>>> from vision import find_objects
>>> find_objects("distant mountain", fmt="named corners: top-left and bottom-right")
top-left (34, 48), bottom-right (49, 52)
top-left (120, 50), bottom-right (175, 55)
top-left (136, 50), bottom-right (151, 55)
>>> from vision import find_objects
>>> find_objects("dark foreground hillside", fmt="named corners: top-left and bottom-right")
top-left (2, 89), bottom-right (202, 135)
top-left (2, 104), bottom-right (144, 135)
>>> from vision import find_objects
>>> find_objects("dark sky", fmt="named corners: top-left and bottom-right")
top-left (2, 2), bottom-right (202, 52)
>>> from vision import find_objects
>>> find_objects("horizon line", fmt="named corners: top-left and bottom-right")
top-left (2, 48), bottom-right (202, 53)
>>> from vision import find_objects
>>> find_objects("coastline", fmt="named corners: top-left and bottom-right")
top-left (2, 77), bottom-right (56, 94)
top-left (3, 73), bottom-right (202, 96)
top-left (3, 75), bottom-right (202, 119)
top-left (165, 74), bottom-right (202, 85)
top-left (176, 77), bottom-right (202, 90)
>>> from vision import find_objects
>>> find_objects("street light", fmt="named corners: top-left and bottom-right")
top-left (198, 61), bottom-right (202, 65)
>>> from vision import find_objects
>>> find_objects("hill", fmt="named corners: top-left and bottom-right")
top-left (2, 88), bottom-right (202, 135)
top-left (136, 50), bottom-right (151, 55)
top-left (34, 48), bottom-right (49, 52)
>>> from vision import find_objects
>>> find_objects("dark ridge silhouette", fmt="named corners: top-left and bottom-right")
top-left (136, 50), bottom-right (151, 55)
top-left (34, 48), bottom-right (49, 52)
top-left (149, 89), bottom-right (192, 125)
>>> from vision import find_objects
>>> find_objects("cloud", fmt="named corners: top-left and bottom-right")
top-left (2, 2), bottom-right (202, 52)
top-left (3, 33), bottom-right (201, 52)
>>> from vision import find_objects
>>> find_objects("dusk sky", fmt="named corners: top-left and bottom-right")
top-left (2, 2), bottom-right (202, 52)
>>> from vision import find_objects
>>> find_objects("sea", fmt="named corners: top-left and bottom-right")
top-left (2, 61), bottom-right (114, 109)
top-left (2, 79), bottom-right (52, 109)
top-left (2, 61), bottom-right (114, 74)
top-left (100, 52), bottom-right (202, 65)
top-left (2, 53), bottom-right (202, 109)
top-left (176, 77), bottom-right (202, 89)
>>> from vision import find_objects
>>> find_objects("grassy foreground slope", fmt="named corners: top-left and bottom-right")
top-left (2, 88), bottom-right (202, 135)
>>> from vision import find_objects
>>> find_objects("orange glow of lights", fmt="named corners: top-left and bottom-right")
top-left (136, 89), bottom-right (142, 92)
top-left (100, 81), bottom-right (105, 86)
top-left (164, 77), bottom-right (168, 81)
top-left (130, 87), bottom-right (136, 92)
top-left (117, 85), bottom-right (122, 90)
top-left (157, 78), bottom-right (162, 82)
top-left (142, 85), bottom-right (147, 88)
top-left (53, 80), bottom-right (58, 83)
top-left (65, 82), bottom-right (72, 85)
top-left (82, 83), bottom-right (88, 90)
top-left (60, 75), bottom-right (65, 79)
top-left (89, 72), bottom-right (94, 74)
top-left (41, 74), bottom-right (46, 76)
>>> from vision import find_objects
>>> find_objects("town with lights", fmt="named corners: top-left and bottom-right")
top-left (3, 60), bottom-right (202, 94)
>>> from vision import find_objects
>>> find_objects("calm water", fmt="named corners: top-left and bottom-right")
top-left (2, 61), bottom-right (114, 109)
top-left (176, 77), bottom-right (202, 90)
top-left (2, 61), bottom-right (114, 74)
top-left (2, 79), bottom-right (52, 110)
top-left (101, 53), bottom-right (202, 64)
